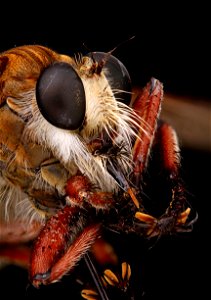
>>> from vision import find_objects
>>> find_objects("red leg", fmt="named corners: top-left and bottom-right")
top-left (30, 205), bottom-right (100, 287)
top-left (154, 122), bottom-right (191, 219)
top-left (132, 78), bottom-right (163, 186)
top-left (65, 175), bottom-right (114, 209)
top-left (135, 122), bottom-right (193, 235)
top-left (124, 78), bottom-right (163, 209)
top-left (130, 78), bottom-right (194, 235)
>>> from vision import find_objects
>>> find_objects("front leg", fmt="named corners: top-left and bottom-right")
top-left (65, 175), bottom-right (114, 210)
top-left (135, 121), bottom-right (194, 236)
top-left (30, 174), bottom-right (114, 287)
top-left (131, 79), bottom-right (194, 235)
top-left (132, 78), bottom-right (163, 186)
top-left (30, 205), bottom-right (100, 287)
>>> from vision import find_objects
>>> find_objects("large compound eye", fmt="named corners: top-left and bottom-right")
top-left (87, 52), bottom-right (132, 105)
top-left (36, 62), bottom-right (86, 130)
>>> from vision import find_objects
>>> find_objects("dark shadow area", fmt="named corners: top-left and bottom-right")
top-left (0, 3), bottom-right (210, 100)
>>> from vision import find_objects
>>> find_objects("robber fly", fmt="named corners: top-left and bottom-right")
top-left (0, 45), bottom-right (195, 296)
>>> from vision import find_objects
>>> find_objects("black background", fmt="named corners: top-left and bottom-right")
top-left (0, 3), bottom-right (210, 299)
top-left (1, 3), bottom-right (210, 100)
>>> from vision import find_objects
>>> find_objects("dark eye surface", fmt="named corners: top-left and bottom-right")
top-left (36, 62), bottom-right (86, 130)
top-left (87, 52), bottom-right (132, 105)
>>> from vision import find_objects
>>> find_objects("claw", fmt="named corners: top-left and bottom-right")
top-left (176, 207), bottom-right (191, 224)
top-left (135, 208), bottom-right (193, 237)
top-left (135, 211), bottom-right (156, 224)
top-left (135, 211), bottom-right (157, 235)
top-left (103, 261), bottom-right (132, 291)
top-left (103, 269), bottom-right (119, 286)
top-left (135, 211), bottom-right (158, 236)
top-left (81, 289), bottom-right (98, 300)
top-left (81, 262), bottom-right (132, 299)
top-left (121, 262), bottom-right (131, 282)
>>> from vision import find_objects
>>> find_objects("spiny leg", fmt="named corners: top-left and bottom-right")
top-left (65, 175), bottom-right (114, 209)
top-left (132, 78), bottom-right (163, 187)
top-left (135, 122), bottom-right (193, 236)
top-left (126, 78), bottom-right (163, 211)
top-left (155, 122), bottom-right (191, 225)
top-left (30, 205), bottom-right (100, 287)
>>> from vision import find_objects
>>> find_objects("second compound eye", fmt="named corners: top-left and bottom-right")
top-left (36, 62), bottom-right (86, 130)
top-left (86, 52), bottom-right (132, 105)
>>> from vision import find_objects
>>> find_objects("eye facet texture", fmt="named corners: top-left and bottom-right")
top-left (36, 62), bottom-right (86, 130)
